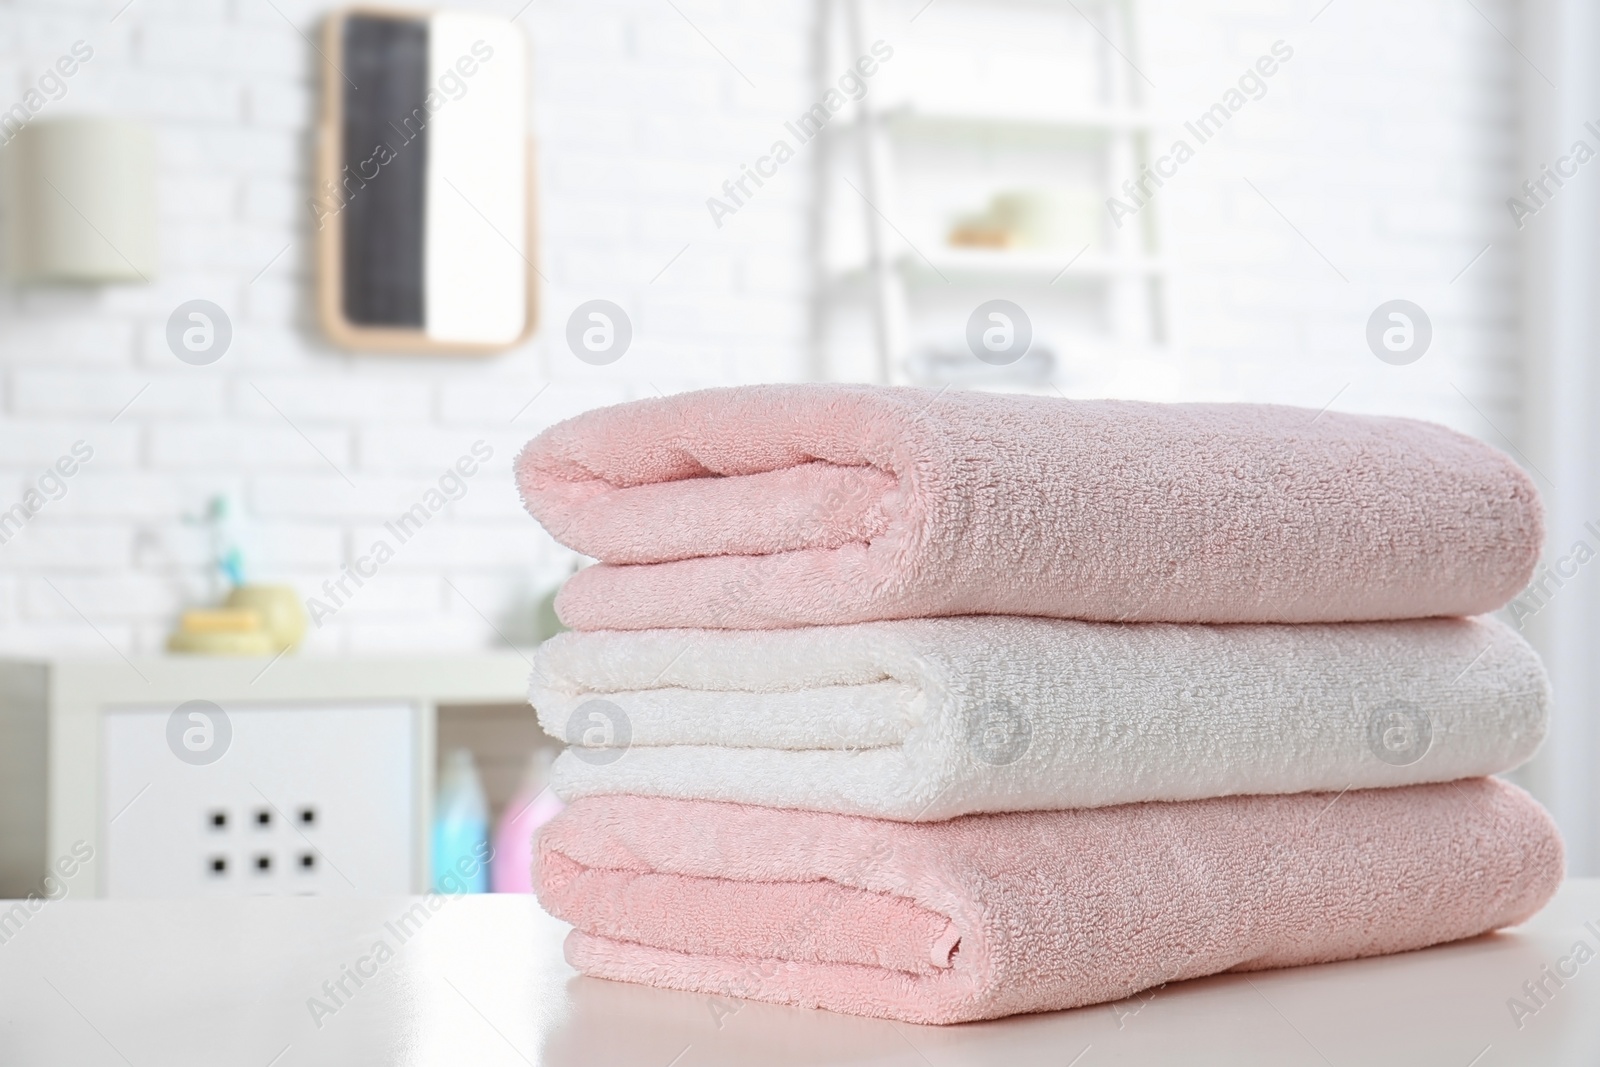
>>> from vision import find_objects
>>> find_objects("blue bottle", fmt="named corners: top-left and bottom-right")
top-left (432, 748), bottom-right (489, 894)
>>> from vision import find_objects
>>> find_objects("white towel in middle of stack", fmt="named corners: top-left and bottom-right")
top-left (530, 614), bottom-right (1547, 822)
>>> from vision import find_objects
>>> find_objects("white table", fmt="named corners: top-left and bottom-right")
top-left (2, 881), bottom-right (1597, 1066)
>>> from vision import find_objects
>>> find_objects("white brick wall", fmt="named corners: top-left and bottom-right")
top-left (1142, 0), bottom-right (1521, 435)
top-left (0, 0), bottom-right (1523, 656)
top-left (0, 0), bottom-right (817, 655)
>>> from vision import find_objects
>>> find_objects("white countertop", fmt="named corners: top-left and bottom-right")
top-left (2, 880), bottom-right (1598, 1066)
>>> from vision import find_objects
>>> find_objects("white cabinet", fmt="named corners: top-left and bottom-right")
top-left (0, 654), bottom-right (534, 898)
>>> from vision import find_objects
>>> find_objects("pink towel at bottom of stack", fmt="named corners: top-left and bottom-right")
top-left (534, 778), bottom-right (1563, 1025)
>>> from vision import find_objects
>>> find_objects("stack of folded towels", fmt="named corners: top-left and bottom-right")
top-left (515, 384), bottom-right (1563, 1025)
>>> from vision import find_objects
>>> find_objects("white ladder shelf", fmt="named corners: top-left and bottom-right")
top-left (815, 0), bottom-right (1174, 393)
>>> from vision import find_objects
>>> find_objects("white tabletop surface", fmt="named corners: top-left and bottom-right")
top-left (2, 880), bottom-right (1598, 1066)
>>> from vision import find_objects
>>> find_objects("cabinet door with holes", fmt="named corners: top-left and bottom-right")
top-left (101, 702), bottom-right (415, 897)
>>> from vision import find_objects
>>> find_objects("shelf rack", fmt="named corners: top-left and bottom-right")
top-left (814, 0), bottom-right (1176, 391)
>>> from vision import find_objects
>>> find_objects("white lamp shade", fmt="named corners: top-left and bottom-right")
top-left (2, 117), bottom-right (156, 283)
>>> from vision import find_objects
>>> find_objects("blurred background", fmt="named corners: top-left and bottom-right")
top-left (0, 0), bottom-right (1596, 899)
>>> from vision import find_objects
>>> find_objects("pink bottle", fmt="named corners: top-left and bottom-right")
top-left (491, 748), bottom-right (564, 893)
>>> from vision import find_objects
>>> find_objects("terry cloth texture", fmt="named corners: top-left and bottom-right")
top-left (534, 780), bottom-right (1563, 1024)
top-left (514, 385), bottom-right (1543, 630)
top-left (530, 614), bottom-right (1548, 820)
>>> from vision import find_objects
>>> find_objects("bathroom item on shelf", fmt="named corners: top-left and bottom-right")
top-left (491, 748), bottom-right (563, 894)
top-left (432, 748), bottom-right (489, 894)
top-left (990, 187), bottom-right (1102, 250)
top-left (189, 493), bottom-right (250, 594)
top-left (946, 188), bottom-right (1103, 251)
top-left (174, 609), bottom-right (260, 634)
top-left (165, 609), bottom-right (276, 656)
top-left (224, 584), bottom-right (307, 653)
top-left (531, 614), bottom-right (1547, 820)
top-left (535, 779), bottom-right (1563, 1025)
top-left (168, 496), bottom-right (305, 656)
top-left (515, 385), bottom-right (1543, 631)
top-left (947, 214), bottom-right (1015, 249)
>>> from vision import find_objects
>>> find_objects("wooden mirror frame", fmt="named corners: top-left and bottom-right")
top-left (314, 6), bottom-right (539, 354)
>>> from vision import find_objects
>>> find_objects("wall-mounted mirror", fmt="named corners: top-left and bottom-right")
top-left (315, 7), bottom-right (536, 353)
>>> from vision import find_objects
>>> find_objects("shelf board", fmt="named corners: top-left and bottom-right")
top-left (914, 248), bottom-right (1168, 279)
top-left (827, 248), bottom-right (1169, 284)
top-left (827, 104), bottom-right (1160, 139)
top-left (900, 334), bottom-right (1182, 391)
top-left (920, 335), bottom-right (1177, 359)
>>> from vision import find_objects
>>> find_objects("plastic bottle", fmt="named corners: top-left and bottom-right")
top-left (492, 747), bottom-right (564, 893)
top-left (204, 493), bottom-right (248, 592)
top-left (432, 748), bottom-right (489, 894)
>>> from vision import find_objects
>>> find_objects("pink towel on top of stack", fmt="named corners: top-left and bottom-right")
top-left (535, 778), bottom-right (1563, 1025)
top-left (515, 385), bottom-right (1542, 631)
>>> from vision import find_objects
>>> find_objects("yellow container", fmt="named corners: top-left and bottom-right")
top-left (178, 608), bottom-right (261, 633)
top-left (225, 584), bottom-right (308, 653)
top-left (167, 628), bottom-right (277, 656)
